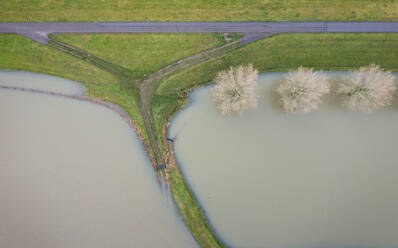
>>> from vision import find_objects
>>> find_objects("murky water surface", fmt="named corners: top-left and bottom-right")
top-left (170, 72), bottom-right (398, 248)
top-left (0, 71), bottom-right (87, 95)
top-left (0, 72), bottom-right (197, 248)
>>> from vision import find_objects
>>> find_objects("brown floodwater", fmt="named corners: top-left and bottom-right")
top-left (170, 72), bottom-right (398, 248)
top-left (0, 71), bottom-right (198, 248)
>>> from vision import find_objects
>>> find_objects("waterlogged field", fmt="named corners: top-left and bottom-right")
top-left (0, 72), bottom-right (197, 248)
top-left (169, 72), bottom-right (398, 248)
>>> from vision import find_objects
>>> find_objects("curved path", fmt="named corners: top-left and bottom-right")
top-left (1, 22), bottom-right (398, 44)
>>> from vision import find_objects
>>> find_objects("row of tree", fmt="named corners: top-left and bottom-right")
top-left (211, 64), bottom-right (397, 115)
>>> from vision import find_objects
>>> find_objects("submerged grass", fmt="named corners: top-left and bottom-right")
top-left (1, 0), bottom-right (397, 22)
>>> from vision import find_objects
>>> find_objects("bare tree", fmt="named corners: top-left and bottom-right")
top-left (211, 64), bottom-right (259, 115)
top-left (337, 64), bottom-right (397, 112)
top-left (276, 67), bottom-right (330, 114)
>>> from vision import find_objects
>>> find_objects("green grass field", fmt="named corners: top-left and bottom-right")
top-left (157, 33), bottom-right (398, 95)
top-left (51, 33), bottom-right (226, 79)
top-left (1, 0), bottom-right (397, 22)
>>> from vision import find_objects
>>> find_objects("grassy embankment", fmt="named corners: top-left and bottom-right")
top-left (1, 0), bottom-right (397, 22)
top-left (151, 34), bottom-right (398, 246)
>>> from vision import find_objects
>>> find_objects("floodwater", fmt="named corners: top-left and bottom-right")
top-left (169, 72), bottom-right (398, 248)
top-left (0, 71), bottom-right (197, 248)
top-left (0, 71), bottom-right (87, 95)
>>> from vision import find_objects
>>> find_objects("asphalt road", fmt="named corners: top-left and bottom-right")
top-left (0, 22), bottom-right (397, 44)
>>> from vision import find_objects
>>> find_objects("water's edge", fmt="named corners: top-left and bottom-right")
top-left (168, 71), bottom-right (398, 248)
top-left (0, 71), bottom-right (200, 247)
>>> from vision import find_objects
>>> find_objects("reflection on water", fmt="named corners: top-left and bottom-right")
top-left (0, 72), bottom-right (197, 248)
top-left (170, 72), bottom-right (398, 248)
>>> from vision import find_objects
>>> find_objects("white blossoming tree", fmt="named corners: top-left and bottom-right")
top-left (211, 64), bottom-right (259, 115)
top-left (276, 67), bottom-right (330, 114)
top-left (337, 64), bottom-right (397, 112)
